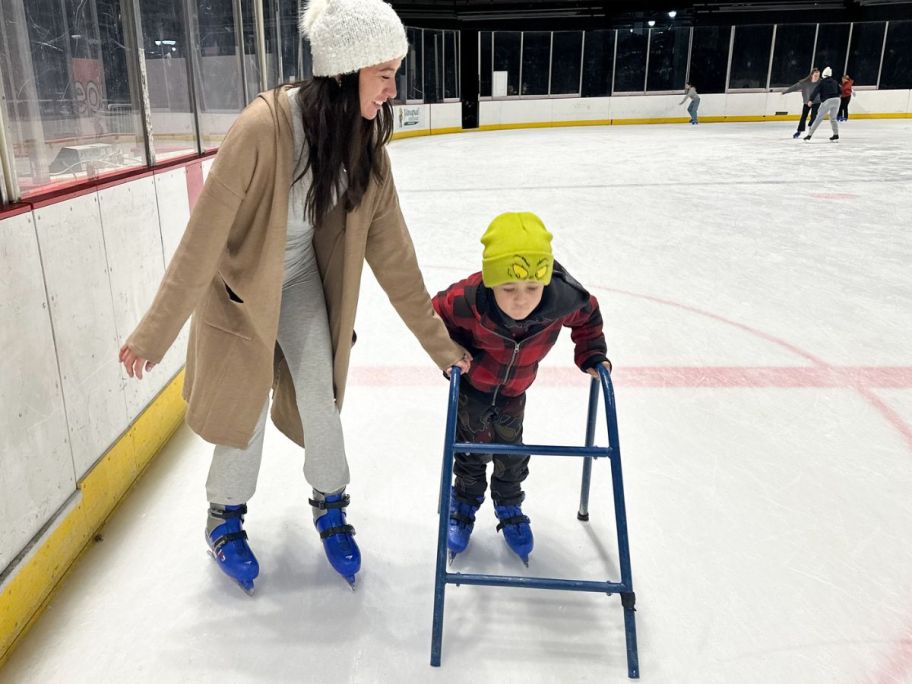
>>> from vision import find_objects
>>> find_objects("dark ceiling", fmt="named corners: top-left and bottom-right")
top-left (389, 0), bottom-right (912, 29)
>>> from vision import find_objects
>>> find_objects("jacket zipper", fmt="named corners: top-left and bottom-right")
top-left (492, 341), bottom-right (520, 405)
top-left (485, 324), bottom-right (553, 406)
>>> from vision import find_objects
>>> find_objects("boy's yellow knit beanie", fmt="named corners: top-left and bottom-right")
top-left (481, 212), bottom-right (554, 287)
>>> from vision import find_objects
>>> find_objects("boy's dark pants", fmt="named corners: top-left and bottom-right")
top-left (453, 387), bottom-right (528, 506)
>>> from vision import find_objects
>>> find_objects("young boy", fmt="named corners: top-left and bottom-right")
top-left (432, 212), bottom-right (611, 565)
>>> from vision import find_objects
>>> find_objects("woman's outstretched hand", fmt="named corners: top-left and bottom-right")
top-left (119, 343), bottom-right (156, 380)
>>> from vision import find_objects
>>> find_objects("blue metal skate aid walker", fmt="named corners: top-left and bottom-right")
top-left (430, 365), bottom-right (639, 678)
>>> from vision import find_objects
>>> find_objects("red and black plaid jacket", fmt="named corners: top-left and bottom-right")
top-left (432, 263), bottom-right (608, 401)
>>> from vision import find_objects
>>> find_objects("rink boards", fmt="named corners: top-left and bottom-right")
top-left (0, 159), bottom-right (215, 662)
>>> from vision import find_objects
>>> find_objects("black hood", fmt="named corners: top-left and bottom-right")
top-left (478, 261), bottom-right (591, 334)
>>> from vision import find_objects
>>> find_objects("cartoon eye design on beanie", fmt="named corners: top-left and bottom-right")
top-left (507, 256), bottom-right (550, 281)
top-left (508, 256), bottom-right (531, 280)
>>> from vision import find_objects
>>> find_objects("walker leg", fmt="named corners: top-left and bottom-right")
top-left (621, 592), bottom-right (639, 678)
top-left (431, 579), bottom-right (446, 666)
top-left (577, 456), bottom-right (593, 521)
top-left (578, 377), bottom-right (600, 521)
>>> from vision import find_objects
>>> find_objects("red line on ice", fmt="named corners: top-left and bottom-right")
top-left (348, 365), bottom-right (912, 389)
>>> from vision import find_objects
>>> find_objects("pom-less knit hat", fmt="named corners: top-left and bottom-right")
top-left (822, 66), bottom-right (832, 78)
top-left (481, 212), bottom-right (554, 288)
top-left (300, 0), bottom-right (409, 77)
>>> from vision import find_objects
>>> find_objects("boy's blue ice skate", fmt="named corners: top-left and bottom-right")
top-left (494, 504), bottom-right (534, 566)
top-left (447, 488), bottom-right (483, 564)
top-left (310, 490), bottom-right (360, 589)
top-left (206, 504), bottom-right (259, 595)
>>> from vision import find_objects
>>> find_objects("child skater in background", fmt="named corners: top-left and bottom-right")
top-left (838, 74), bottom-right (854, 122)
top-left (432, 212), bottom-right (611, 565)
top-left (679, 82), bottom-right (701, 124)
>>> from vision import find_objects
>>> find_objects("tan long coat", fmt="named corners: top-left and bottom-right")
top-left (127, 87), bottom-right (462, 449)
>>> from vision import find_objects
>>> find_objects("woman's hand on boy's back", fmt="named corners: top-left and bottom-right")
top-left (454, 351), bottom-right (472, 373)
top-left (119, 343), bottom-right (156, 380)
top-left (586, 360), bottom-right (612, 378)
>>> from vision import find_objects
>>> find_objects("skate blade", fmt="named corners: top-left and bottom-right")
top-left (448, 551), bottom-right (458, 566)
top-left (344, 575), bottom-right (357, 591)
top-left (207, 549), bottom-right (256, 596)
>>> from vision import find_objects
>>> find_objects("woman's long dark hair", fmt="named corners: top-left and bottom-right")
top-left (292, 73), bottom-right (394, 226)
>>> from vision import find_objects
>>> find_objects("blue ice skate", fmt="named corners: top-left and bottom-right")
top-left (494, 504), bottom-right (534, 566)
top-left (206, 504), bottom-right (259, 595)
top-left (447, 488), bottom-right (484, 564)
top-left (311, 491), bottom-right (360, 589)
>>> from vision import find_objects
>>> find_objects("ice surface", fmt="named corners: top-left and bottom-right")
top-left (3, 120), bottom-right (911, 684)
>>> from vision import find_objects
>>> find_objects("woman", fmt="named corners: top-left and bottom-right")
top-left (838, 74), bottom-right (854, 121)
top-left (119, 0), bottom-right (469, 593)
top-left (782, 68), bottom-right (820, 139)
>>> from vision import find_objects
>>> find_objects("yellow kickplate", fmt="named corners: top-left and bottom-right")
top-left (0, 371), bottom-right (186, 668)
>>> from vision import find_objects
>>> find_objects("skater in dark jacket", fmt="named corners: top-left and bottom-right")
top-left (782, 68), bottom-right (820, 138)
top-left (805, 66), bottom-right (842, 141)
top-left (432, 212), bottom-right (611, 565)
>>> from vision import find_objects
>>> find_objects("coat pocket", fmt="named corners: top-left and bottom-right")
top-left (200, 276), bottom-right (253, 340)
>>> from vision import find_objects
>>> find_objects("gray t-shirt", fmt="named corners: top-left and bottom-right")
top-left (284, 87), bottom-right (345, 285)
top-left (680, 86), bottom-right (700, 104)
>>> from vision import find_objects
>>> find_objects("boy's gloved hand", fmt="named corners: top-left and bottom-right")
top-left (586, 360), bottom-right (612, 378)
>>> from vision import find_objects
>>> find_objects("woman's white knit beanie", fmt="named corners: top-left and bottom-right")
top-left (300, 0), bottom-right (409, 77)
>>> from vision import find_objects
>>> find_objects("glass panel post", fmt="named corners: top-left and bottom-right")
top-left (766, 24), bottom-right (777, 89)
top-left (811, 23), bottom-right (820, 73)
top-left (232, 0), bottom-right (249, 102)
top-left (179, 0), bottom-right (203, 155)
top-left (876, 21), bottom-right (889, 88)
top-left (253, 0), bottom-right (268, 92)
top-left (844, 23), bottom-right (853, 75)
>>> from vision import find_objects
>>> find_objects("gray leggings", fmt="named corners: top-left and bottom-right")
top-left (205, 266), bottom-right (349, 504)
top-left (808, 97), bottom-right (840, 137)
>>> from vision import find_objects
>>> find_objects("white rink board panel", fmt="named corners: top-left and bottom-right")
top-left (0, 213), bottom-right (75, 573)
top-left (153, 168), bottom-right (193, 382)
top-left (692, 92), bottom-right (726, 117)
top-left (767, 91), bottom-right (805, 115)
top-left (611, 93), bottom-right (682, 119)
top-left (551, 96), bottom-right (610, 122)
top-left (154, 168), bottom-right (191, 267)
top-left (34, 195), bottom-right (128, 480)
top-left (428, 102), bottom-right (462, 129)
top-left (723, 91), bottom-right (769, 116)
top-left (98, 178), bottom-right (170, 419)
top-left (854, 88), bottom-right (912, 114)
top-left (498, 98), bottom-right (553, 123)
